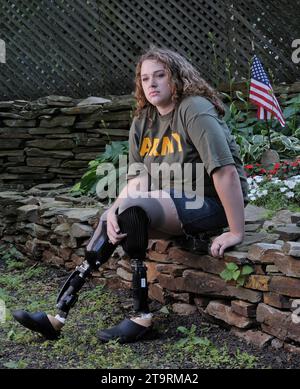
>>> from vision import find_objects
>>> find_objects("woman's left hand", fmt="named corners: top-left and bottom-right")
top-left (210, 231), bottom-right (244, 258)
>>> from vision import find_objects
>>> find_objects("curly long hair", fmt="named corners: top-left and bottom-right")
top-left (134, 46), bottom-right (225, 118)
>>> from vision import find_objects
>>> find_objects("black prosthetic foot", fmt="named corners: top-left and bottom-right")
top-left (12, 310), bottom-right (60, 340)
top-left (98, 318), bottom-right (153, 344)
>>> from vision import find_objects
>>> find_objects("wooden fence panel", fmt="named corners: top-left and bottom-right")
top-left (0, 0), bottom-right (299, 100)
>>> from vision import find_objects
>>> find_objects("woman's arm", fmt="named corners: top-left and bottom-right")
top-left (210, 164), bottom-right (245, 257)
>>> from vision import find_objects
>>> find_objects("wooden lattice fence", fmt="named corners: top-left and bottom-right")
top-left (0, 0), bottom-right (299, 100)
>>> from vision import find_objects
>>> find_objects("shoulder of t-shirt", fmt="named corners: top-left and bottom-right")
top-left (178, 95), bottom-right (217, 117)
top-left (130, 108), bottom-right (147, 131)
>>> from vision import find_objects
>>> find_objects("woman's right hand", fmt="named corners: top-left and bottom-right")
top-left (106, 207), bottom-right (127, 245)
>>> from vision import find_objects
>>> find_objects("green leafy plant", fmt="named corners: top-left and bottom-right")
top-left (173, 325), bottom-right (257, 368)
top-left (271, 94), bottom-right (300, 137)
top-left (223, 90), bottom-right (300, 163)
top-left (71, 140), bottom-right (129, 197)
top-left (3, 360), bottom-right (28, 369)
top-left (176, 324), bottom-right (208, 349)
top-left (233, 349), bottom-right (258, 368)
top-left (220, 262), bottom-right (254, 287)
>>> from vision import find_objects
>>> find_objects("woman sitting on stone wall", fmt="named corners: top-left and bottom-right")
top-left (13, 46), bottom-right (248, 343)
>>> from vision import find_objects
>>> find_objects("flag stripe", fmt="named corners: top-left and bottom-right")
top-left (250, 91), bottom-right (284, 118)
top-left (250, 79), bottom-right (271, 92)
top-left (250, 85), bottom-right (283, 112)
top-left (250, 79), bottom-right (284, 111)
top-left (249, 93), bottom-right (285, 121)
top-left (258, 107), bottom-right (264, 120)
top-left (250, 89), bottom-right (274, 106)
top-left (251, 98), bottom-right (285, 126)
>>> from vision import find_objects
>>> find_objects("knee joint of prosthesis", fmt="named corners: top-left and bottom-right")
top-left (118, 206), bottom-right (150, 313)
top-left (56, 206), bottom-right (150, 318)
top-left (56, 219), bottom-right (117, 318)
top-left (86, 205), bottom-right (150, 267)
top-left (85, 220), bottom-right (116, 269)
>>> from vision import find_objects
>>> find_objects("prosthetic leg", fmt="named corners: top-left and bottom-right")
top-left (97, 206), bottom-right (152, 343)
top-left (12, 206), bottom-right (151, 343)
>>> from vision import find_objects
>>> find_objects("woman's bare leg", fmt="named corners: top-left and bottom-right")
top-left (117, 189), bottom-right (183, 236)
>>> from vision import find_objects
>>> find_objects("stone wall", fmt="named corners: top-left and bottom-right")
top-left (0, 95), bottom-right (135, 189)
top-left (1, 185), bottom-right (300, 351)
top-left (1, 81), bottom-right (299, 190)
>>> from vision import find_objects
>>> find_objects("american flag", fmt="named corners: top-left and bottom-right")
top-left (249, 55), bottom-right (285, 127)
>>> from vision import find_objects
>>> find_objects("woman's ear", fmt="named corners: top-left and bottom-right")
top-left (170, 82), bottom-right (177, 95)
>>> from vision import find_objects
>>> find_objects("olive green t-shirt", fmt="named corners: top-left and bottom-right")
top-left (128, 95), bottom-right (249, 204)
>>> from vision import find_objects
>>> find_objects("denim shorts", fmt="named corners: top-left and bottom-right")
top-left (168, 188), bottom-right (228, 235)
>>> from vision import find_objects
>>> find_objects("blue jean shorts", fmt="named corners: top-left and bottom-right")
top-left (168, 189), bottom-right (228, 235)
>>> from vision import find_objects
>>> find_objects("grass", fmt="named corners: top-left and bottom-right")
top-left (0, 245), bottom-right (146, 369)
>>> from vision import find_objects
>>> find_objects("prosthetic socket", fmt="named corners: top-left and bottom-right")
top-left (56, 206), bottom-right (150, 320)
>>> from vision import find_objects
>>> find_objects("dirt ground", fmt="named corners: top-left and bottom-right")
top-left (1, 254), bottom-right (300, 370)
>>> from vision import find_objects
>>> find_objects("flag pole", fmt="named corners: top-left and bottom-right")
top-left (265, 118), bottom-right (272, 149)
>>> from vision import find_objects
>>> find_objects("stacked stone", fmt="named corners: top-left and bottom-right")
top-left (0, 184), bottom-right (96, 266)
top-left (2, 189), bottom-right (300, 351)
top-left (0, 95), bottom-right (134, 189)
top-left (115, 208), bottom-right (300, 351)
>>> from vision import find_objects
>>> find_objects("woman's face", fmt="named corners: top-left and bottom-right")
top-left (140, 59), bottom-right (174, 114)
